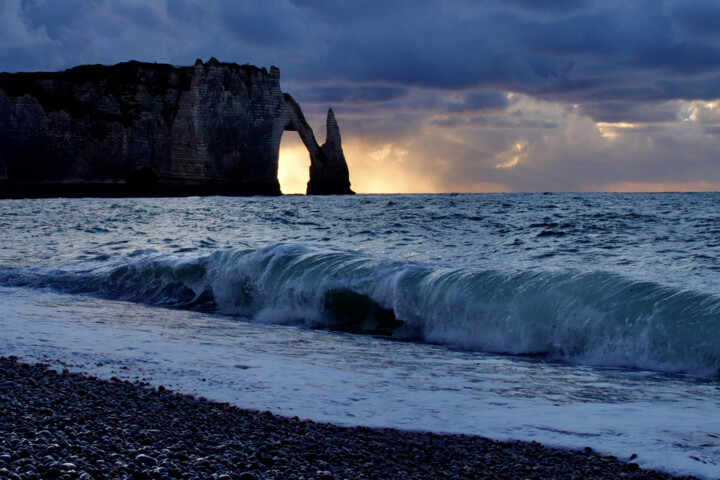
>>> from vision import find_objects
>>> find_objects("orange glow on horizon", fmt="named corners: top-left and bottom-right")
top-left (281, 133), bottom-right (720, 195)
top-left (343, 139), bottom-right (511, 193)
top-left (280, 134), bottom-right (513, 194)
top-left (344, 139), bottom-right (439, 193)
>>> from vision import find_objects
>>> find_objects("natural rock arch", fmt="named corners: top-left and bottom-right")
top-left (277, 94), bottom-right (353, 194)
top-left (0, 59), bottom-right (354, 197)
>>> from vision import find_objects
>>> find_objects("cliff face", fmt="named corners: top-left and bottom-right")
top-left (0, 59), bottom-right (354, 196)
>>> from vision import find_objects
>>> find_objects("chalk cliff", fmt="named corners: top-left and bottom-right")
top-left (0, 59), bottom-right (354, 197)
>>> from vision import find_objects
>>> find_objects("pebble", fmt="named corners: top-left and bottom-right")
top-left (135, 454), bottom-right (158, 466)
top-left (0, 356), bottom-right (698, 480)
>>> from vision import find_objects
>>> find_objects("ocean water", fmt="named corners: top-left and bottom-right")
top-left (0, 193), bottom-right (719, 478)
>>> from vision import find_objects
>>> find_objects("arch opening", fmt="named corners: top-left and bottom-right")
top-left (278, 131), bottom-right (311, 194)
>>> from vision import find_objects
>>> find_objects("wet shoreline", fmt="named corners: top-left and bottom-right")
top-left (0, 356), bottom-right (699, 480)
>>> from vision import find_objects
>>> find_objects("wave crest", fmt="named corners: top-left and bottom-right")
top-left (2, 243), bottom-right (719, 376)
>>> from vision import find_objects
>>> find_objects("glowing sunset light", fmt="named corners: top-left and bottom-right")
top-left (495, 141), bottom-right (528, 169)
top-left (342, 140), bottom-right (439, 194)
top-left (277, 134), bottom-right (310, 194)
top-left (597, 122), bottom-right (639, 140)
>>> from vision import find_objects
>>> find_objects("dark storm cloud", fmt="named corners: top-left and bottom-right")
top-left (500, 0), bottom-right (591, 13)
top-left (20, 0), bottom-right (88, 37)
top-left (701, 126), bottom-right (720, 135)
top-left (487, 2), bottom-right (720, 100)
top-left (5, 0), bottom-right (720, 104)
top-left (386, 90), bottom-right (512, 114)
top-left (292, 85), bottom-right (409, 105)
top-left (218, 2), bottom-right (308, 48)
top-left (166, 0), bottom-right (211, 23)
top-left (276, 0), bottom-right (720, 105)
top-left (470, 116), bottom-right (560, 129)
top-left (445, 92), bottom-right (511, 112)
top-left (579, 102), bottom-right (682, 123)
top-left (430, 115), bottom-right (559, 129)
top-left (668, 0), bottom-right (720, 35)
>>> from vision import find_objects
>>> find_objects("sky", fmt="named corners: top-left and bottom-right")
top-left (3, 0), bottom-right (720, 193)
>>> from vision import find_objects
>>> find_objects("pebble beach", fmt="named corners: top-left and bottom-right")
top-left (0, 356), bottom-right (701, 480)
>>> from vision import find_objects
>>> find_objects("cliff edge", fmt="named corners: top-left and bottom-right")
top-left (0, 59), bottom-right (354, 197)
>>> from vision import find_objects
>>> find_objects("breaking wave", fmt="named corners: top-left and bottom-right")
top-left (2, 243), bottom-right (719, 376)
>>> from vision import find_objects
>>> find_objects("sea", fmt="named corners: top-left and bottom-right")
top-left (0, 193), bottom-right (719, 478)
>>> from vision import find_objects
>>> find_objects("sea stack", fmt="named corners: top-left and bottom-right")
top-left (0, 59), bottom-right (354, 197)
top-left (307, 108), bottom-right (353, 195)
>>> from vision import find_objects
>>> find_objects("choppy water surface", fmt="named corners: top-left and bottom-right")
top-left (1, 193), bottom-right (719, 477)
top-left (3, 193), bottom-right (720, 289)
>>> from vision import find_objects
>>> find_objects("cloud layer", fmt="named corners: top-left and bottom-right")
top-left (3, 0), bottom-right (720, 192)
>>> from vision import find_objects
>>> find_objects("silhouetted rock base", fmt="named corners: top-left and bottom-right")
top-left (0, 181), bottom-right (281, 199)
top-left (306, 181), bottom-right (355, 195)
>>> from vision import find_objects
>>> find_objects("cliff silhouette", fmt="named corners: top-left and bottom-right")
top-left (0, 59), bottom-right (354, 197)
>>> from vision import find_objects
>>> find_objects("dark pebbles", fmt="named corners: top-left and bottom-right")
top-left (0, 356), bottom-right (700, 480)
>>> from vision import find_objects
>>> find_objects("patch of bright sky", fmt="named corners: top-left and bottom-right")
top-left (277, 133), bottom-right (310, 194)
